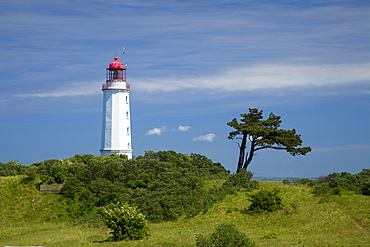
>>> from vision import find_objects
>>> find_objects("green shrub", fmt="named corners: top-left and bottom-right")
top-left (312, 183), bottom-right (346, 198)
top-left (0, 160), bottom-right (27, 176)
top-left (247, 187), bottom-right (283, 213)
top-left (312, 183), bottom-right (331, 195)
top-left (317, 172), bottom-right (341, 184)
top-left (315, 171), bottom-right (370, 195)
top-left (359, 168), bottom-right (370, 176)
top-left (101, 202), bottom-right (149, 241)
top-left (329, 174), bottom-right (370, 194)
top-left (20, 152), bottom-right (235, 222)
top-left (282, 178), bottom-right (291, 184)
top-left (196, 222), bottom-right (256, 247)
top-left (222, 169), bottom-right (259, 191)
top-left (292, 178), bottom-right (317, 187)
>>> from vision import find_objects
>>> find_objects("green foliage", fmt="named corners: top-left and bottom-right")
top-left (359, 168), bottom-right (370, 176)
top-left (282, 178), bottom-right (291, 184)
top-left (227, 108), bottom-right (311, 171)
top-left (314, 170), bottom-right (370, 196)
top-left (101, 202), bottom-right (149, 241)
top-left (196, 223), bottom-right (256, 247)
top-left (222, 169), bottom-right (259, 191)
top-left (246, 187), bottom-right (284, 214)
top-left (2, 178), bottom-right (370, 246)
top-left (312, 182), bottom-right (331, 196)
top-left (20, 151), bottom-right (232, 222)
top-left (0, 160), bottom-right (27, 176)
top-left (292, 178), bottom-right (317, 187)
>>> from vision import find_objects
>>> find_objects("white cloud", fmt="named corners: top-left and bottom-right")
top-left (134, 63), bottom-right (370, 93)
top-left (314, 144), bottom-right (370, 152)
top-left (15, 81), bottom-right (101, 98)
top-left (12, 62), bottom-right (370, 99)
top-left (192, 133), bottom-right (217, 142)
top-left (178, 125), bottom-right (192, 131)
top-left (145, 126), bottom-right (167, 136)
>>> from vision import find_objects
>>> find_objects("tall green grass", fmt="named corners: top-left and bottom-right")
top-left (1, 177), bottom-right (369, 246)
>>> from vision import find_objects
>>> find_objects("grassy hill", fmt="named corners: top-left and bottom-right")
top-left (1, 175), bottom-right (369, 246)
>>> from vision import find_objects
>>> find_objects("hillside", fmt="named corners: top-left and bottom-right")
top-left (1, 175), bottom-right (369, 246)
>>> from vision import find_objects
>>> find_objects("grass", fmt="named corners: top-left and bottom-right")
top-left (0, 177), bottom-right (369, 246)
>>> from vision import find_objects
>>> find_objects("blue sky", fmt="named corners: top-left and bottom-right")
top-left (0, 0), bottom-right (369, 177)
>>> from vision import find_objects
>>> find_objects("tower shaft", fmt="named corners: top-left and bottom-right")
top-left (100, 56), bottom-right (132, 159)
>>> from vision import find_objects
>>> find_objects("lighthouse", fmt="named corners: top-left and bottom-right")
top-left (100, 55), bottom-right (132, 159)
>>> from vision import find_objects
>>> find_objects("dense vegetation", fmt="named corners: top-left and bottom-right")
top-left (314, 169), bottom-right (370, 196)
top-left (0, 151), bottom-right (259, 223)
top-left (1, 174), bottom-right (369, 246)
top-left (283, 169), bottom-right (370, 196)
top-left (1, 152), bottom-right (369, 246)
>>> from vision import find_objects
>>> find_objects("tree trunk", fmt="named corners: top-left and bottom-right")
top-left (243, 139), bottom-right (255, 170)
top-left (237, 134), bottom-right (248, 172)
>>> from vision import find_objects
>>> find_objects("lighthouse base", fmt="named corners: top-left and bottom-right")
top-left (100, 149), bottom-right (132, 159)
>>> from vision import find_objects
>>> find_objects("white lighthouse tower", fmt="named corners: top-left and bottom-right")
top-left (100, 55), bottom-right (132, 159)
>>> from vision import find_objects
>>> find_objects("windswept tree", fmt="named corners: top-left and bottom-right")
top-left (227, 108), bottom-right (311, 172)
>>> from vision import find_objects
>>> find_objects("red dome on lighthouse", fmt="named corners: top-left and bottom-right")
top-left (106, 56), bottom-right (127, 82)
top-left (108, 57), bottom-right (125, 69)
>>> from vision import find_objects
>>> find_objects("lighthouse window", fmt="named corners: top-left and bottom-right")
top-left (126, 96), bottom-right (128, 104)
top-left (127, 127), bottom-right (130, 135)
top-left (126, 111), bottom-right (129, 118)
top-left (128, 143), bottom-right (130, 149)
top-left (113, 71), bottom-right (119, 79)
top-left (111, 70), bottom-right (123, 80)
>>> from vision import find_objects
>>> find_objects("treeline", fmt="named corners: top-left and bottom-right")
top-left (2, 152), bottom-right (368, 223)
top-left (285, 169), bottom-right (370, 196)
top-left (0, 151), bottom-right (258, 222)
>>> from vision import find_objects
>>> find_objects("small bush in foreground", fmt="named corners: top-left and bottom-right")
top-left (196, 222), bottom-right (256, 247)
top-left (101, 202), bottom-right (148, 241)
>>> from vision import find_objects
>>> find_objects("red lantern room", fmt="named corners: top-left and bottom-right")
top-left (106, 57), bottom-right (126, 82)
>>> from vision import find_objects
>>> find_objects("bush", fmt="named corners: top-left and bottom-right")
top-left (222, 169), bottom-right (259, 191)
top-left (196, 223), bottom-right (256, 247)
top-left (100, 202), bottom-right (149, 241)
top-left (315, 171), bottom-right (370, 195)
top-left (247, 187), bottom-right (283, 213)
top-left (292, 178), bottom-right (317, 187)
top-left (317, 172), bottom-right (341, 184)
top-left (312, 183), bottom-right (331, 196)
top-left (0, 160), bottom-right (27, 176)
top-left (282, 178), bottom-right (291, 184)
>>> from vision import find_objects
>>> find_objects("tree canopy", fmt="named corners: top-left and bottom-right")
top-left (227, 108), bottom-right (311, 172)
top-left (9, 151), bottom-right (261, 222)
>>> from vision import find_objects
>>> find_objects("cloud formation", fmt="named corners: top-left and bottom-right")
top-left (15, 81), bottom-right (101, 98)
top-left (192, 133), bottom-right (217, 142)
top-left (314, 144), bottom-right (370, 152)
top-left (134, 63), bottom-right (370, 93)
top-left (178, 125), bottom-right (192, 131)
top-left (13, 62), bottom-right (370, 99)
top-left (145, 126), bottom-right (167, 136)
